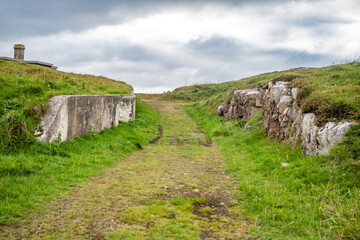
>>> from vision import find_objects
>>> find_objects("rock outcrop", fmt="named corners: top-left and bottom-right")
top-left (261, 81), bottom-right (302, 146)
top-left (218, 81), bottom-right (356, 156)
top-left (301, 113), bottom-right (355, 155)
top-left (217, 89), bottom-right (262, 121)
top-left (37, 95), bottom-right (136, 143)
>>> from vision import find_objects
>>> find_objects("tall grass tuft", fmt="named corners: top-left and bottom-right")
top-left (0, 111), bottom-right (34, 153)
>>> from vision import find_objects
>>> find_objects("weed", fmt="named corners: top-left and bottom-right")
top-left (0, 111), bottom-right (34, 152)
top-left (200, 207), bottom-right (213, 215)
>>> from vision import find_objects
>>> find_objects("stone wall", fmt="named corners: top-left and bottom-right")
top-left (218, 81), bottom-right (356, 156)
top-left (261, 81), bottom-right (301, 145)
top-left (217, 89), bottom-right (262, 121)
top-left (36, 95), bottom-right (136, 143)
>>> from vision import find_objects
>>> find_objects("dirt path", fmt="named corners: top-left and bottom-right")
top-left (3, 101), bottom-right (249, 239)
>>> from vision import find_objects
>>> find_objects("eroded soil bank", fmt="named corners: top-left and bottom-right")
top-left (1, 101), bottom-right (249, 239)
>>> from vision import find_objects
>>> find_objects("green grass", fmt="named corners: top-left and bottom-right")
top-left (1, 101), bottom-right (249, 239)
top-left (187, 104), bottom-right (360, 239)
top-left (0, 59), bottom-right (133, 153)
top-left (0, 100), bottom-right (159, 225)
top-left (167, 61), bottom-right (360, 238)
top-left (161, 70), bottom-right (283, 105)
top-left (289, 63), bottom-right (360, 123)
top-left (163, 62), bottom-right (360, 122)
top-left (106, 198), bottom-right (202, 240)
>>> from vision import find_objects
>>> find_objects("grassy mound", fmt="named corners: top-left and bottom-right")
top-left (0, 60), bottom-right (133, 153)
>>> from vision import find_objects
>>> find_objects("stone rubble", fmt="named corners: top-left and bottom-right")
top-left (218, 80), bottom-right (356, 156)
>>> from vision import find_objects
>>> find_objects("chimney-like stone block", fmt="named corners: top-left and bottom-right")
top-left (14, 44), bottom-right (25, 61)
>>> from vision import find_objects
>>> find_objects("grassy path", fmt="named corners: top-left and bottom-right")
top-left (2, 101), bottom-right (249, 239)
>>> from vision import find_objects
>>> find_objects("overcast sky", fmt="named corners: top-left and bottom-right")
top-left (1, 0), bottom-right (359, 93)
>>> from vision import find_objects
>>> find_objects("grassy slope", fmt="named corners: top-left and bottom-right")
top-left (188, 105), bottom-right (360, 239)
top-left (161, 71), bottom-right (281, 106)
top-left (177, 63), bottom-right (360, 238)
top-left (163, 63), bottom-right (360, 123)
top-left (0, 60), bottom-right (159, 224)
top-left (0, 100), bottom-right (159, 225)
top-left (0, 60), bottom-right (133, 152)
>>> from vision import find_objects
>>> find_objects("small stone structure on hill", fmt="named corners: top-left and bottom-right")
top-left (0, 44), bottom-right (57, 69)
top-left (218, 81), bottom-right (356, 156)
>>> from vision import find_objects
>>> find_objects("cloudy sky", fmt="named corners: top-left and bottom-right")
top-left (1, 0), bottom-right (359, 93)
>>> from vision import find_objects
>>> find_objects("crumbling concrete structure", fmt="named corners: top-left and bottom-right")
top-left (36, 95), bottom-right (136, 143)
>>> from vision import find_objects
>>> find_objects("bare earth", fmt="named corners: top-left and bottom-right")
top-left (2, 101), bottom-right (249, 239)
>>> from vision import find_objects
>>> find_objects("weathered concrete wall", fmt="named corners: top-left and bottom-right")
top-left (218, 81), bottom-right (356, 156)
top-left (37, 95), bottom-right (136, 142)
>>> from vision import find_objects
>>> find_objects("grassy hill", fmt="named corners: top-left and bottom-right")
top-left (0, 60), bottom-right (133, 153)
top-left (166, 62), bottom-right (360, 238)
top-left (2, 59), bottom-right (360, 238)
top-left (162, 63), bottom-right (360, 124)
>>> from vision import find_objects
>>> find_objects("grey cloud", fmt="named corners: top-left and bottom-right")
top-left (187, 36), bottom-right (245, 61)
top-left (291, 17), bottom-right (351, 38)
top-left (119, 46), bottom-right (161, 63)
top-left (264, 49), bottom-right (328, 67)
top-left (186, 36), bottom-right (324, 70)
top-left (56, 43), bottom-right (177, 70)
top-left (58, 36), bottom-right (332, 91)
top-left (298, 17), bottom-right (350, 27)
top-left (0, 0), bottom-right (123, 39)
top-left (0, 0), bottom-right (321, 39)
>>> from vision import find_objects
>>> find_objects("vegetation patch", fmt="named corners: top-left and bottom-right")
top-left (270, 74), bottom-right (302, 83)
top-left (188, 103), bottom-right (360, 239)
top-left (108, 198), bottom-right (201, 239)
top-left (0, 100), bottom-right (159, 225)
